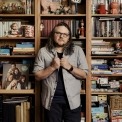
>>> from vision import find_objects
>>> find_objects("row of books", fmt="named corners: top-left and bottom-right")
top-left (91, 77), bottom-right (121, 92)
top-left (91, 58), bottom-right (122, 74)
top-left (2, 96), bottom-right (33, 122)
top-left (92, 17), bottom-right (122, 37)
top-left (13, 42), bottom-right (35, 55)
top-left (91, 94), bottom-right (122, 122)
top-left (91, 40), bottom-right (116, 55)
top-left (41, 19), bottom-right (85, 38)
top-left (0, 42), bottom-right (35, 56)
top-left (91, 94), bottom-right (109, 122)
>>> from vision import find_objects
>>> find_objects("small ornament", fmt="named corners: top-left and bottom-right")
top-left (79, 19), bottom-right (85, 38)
top-left (110, 1), bottom-right (119, 14)
top-left (71, 0), bottom-right (82, 13)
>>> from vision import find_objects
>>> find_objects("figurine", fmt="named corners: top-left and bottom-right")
top-left (71, 0), bottom-right (82, 13)
top-left (97, 3), bottom-right (107, 14)
top-left (79, 19), bottom-right (85, 37)
top-left (10, 23), bottom-right (19, 35)
top-left (114, 41), bottom-right (122, 53)
top-left (110, 1), bottom-right (119, 14)
top-left (8, 22), bottom-right (22, 37)
top-left (41, 0), bottom-right (50, 14)
top-left (40, 22), bottom-right (44, 31)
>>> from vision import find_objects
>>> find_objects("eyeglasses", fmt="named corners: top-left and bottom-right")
top-left (55, 32), bottom-right (69, 38)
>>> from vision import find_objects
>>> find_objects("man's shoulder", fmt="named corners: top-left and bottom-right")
top-left (39, 47), bottom-right (47, 52)
top-left (74, 45), bottom-right (82, 50)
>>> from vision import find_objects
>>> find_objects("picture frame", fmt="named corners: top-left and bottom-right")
top-left (2, 63), bottom-right (29, 90)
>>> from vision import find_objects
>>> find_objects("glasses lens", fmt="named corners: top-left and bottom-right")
top-left (55, 32), bottom-right (69, 38)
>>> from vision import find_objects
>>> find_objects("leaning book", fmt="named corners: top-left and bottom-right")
top-left (2, 63), bottom-right (30, 90)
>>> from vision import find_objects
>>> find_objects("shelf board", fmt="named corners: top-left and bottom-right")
top-left (92, 55), bottom-right (122, 58)
top-left (92, 14), bottom-right (122, 17)
top-left (0, 55), bottom-right (35, 58)
top-left (92, 92), bottom-right (122, 95)
top-left (41, 37), bottom-right (86, 39)
top-left (40, 14), bottom-right (86, 17)
top-left (0, 37), bottom-right (35, 39)
top-left (92, 74), bottom-right (122, 76)
top-left (0, 74), bottom-right (34, 76)
top-left (0, 14), bottom-right (35, 17)
top-left (0, 89), bottom-right (34, 94)
top-left (92, 37), bottom-right (122, 39)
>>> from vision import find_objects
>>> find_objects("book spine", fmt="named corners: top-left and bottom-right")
top-left (16, 105), bottom-right (21, 122)
top-left (21, 102), bottom-right (24, 122)
top-left (0, 22), bottom-right (2, 37)
top-left (26, 102), bottom-right (30, 122)
top-left (23, 102), bottom-right (27, 122)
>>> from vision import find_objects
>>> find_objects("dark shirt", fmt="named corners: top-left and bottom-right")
top-left (53, 52), bottom-right (68, 103)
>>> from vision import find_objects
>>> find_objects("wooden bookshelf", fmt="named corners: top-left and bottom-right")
top-left (90, 0), bottom-right (122, 122)
top-left (0, 0), bottom-right (38, 121)
top-left (1, 0), bottom-right (122, 122)
top-left (0, 89), bottom-right (34, 94)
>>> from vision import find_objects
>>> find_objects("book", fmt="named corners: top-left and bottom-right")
top-left (16, 105), bottom-right (21, 122)
top-left (2, 63), bottom-right (29, 90)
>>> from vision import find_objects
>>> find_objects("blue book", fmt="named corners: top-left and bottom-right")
top-left (16, 43), bottom-right (33, 48)
top-left (0, 49), bottom-right (10, 55)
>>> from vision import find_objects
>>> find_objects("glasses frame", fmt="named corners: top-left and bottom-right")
top-left (54, 31), bottom-right (69, 38)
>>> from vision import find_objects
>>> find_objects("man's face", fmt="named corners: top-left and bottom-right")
top-left (54, 26), bottom-right (70, 47)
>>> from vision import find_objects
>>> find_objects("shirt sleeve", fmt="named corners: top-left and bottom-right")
top-left (77, 46), bottom-right (89, 74)
top-left (33, 48), bottom-right (45, 73)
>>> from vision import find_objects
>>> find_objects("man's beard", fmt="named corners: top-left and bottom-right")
top-left (54, 41), bottom-right (65, 47)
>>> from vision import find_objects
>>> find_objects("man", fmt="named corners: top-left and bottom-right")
top-left (33, 22), bottom-right (88, 122)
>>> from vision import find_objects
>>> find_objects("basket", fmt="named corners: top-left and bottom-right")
top-left (110, 96), bottom-right (122, 110)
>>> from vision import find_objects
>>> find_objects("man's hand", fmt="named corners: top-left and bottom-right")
top-left (60, 57), bottom-right (71, 70)
top-left (50, 57), bottom-right (60, 70)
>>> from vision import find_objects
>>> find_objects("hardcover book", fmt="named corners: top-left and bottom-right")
top-left (2, 63), bottom-right (29, 90)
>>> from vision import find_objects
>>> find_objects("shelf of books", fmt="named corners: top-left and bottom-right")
top-left (90, 0), bottom-right (122, 121)
top-left (0, 0), bottom-right (38, 121)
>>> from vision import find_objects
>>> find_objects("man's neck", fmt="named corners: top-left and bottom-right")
top-left (55, 47), bottom-right (63, 53)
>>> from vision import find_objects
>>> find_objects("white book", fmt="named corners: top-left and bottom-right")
top-left (99, 17), bottom-right (115, 21)
top-left (2, 21), bottom-right (5, 37)
top-left (91, 59), bottom-right (107, 64)
top-left (106, 20), bottom-right (110, 37)
top-left (0, 22), bottom-right (2, 37)
top-left (26, 0), bottom-right (30, 14)
top-left (29, 0), bottom-right (32, 14)
top-left (21, 102), bottom-right (24, 122)
top-left (120, 0), bottom-right (122, 13)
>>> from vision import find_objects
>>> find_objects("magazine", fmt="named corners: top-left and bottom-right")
top-left (2, 63), bottom-right (29, 90)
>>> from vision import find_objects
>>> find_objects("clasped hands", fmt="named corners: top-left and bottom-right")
top-left (50, 57), bottom-right (71, 70)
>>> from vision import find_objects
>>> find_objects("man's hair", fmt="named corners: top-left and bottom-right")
top-left (46, 22), bottom-right (74, 55)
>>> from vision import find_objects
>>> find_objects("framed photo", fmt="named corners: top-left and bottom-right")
top-left (2, 63), bottom-right (29, 90)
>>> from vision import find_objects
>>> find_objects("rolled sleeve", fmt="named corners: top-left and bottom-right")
top-left (33, 49), bottom-right (45, 73)
top-left (77, 46), bottom-right (89, 74)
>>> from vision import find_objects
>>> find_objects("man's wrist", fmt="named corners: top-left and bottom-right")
top-left (50, 65), bottom-right (55, 71)
top-left (67, 65), bottom-right (73, 72)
